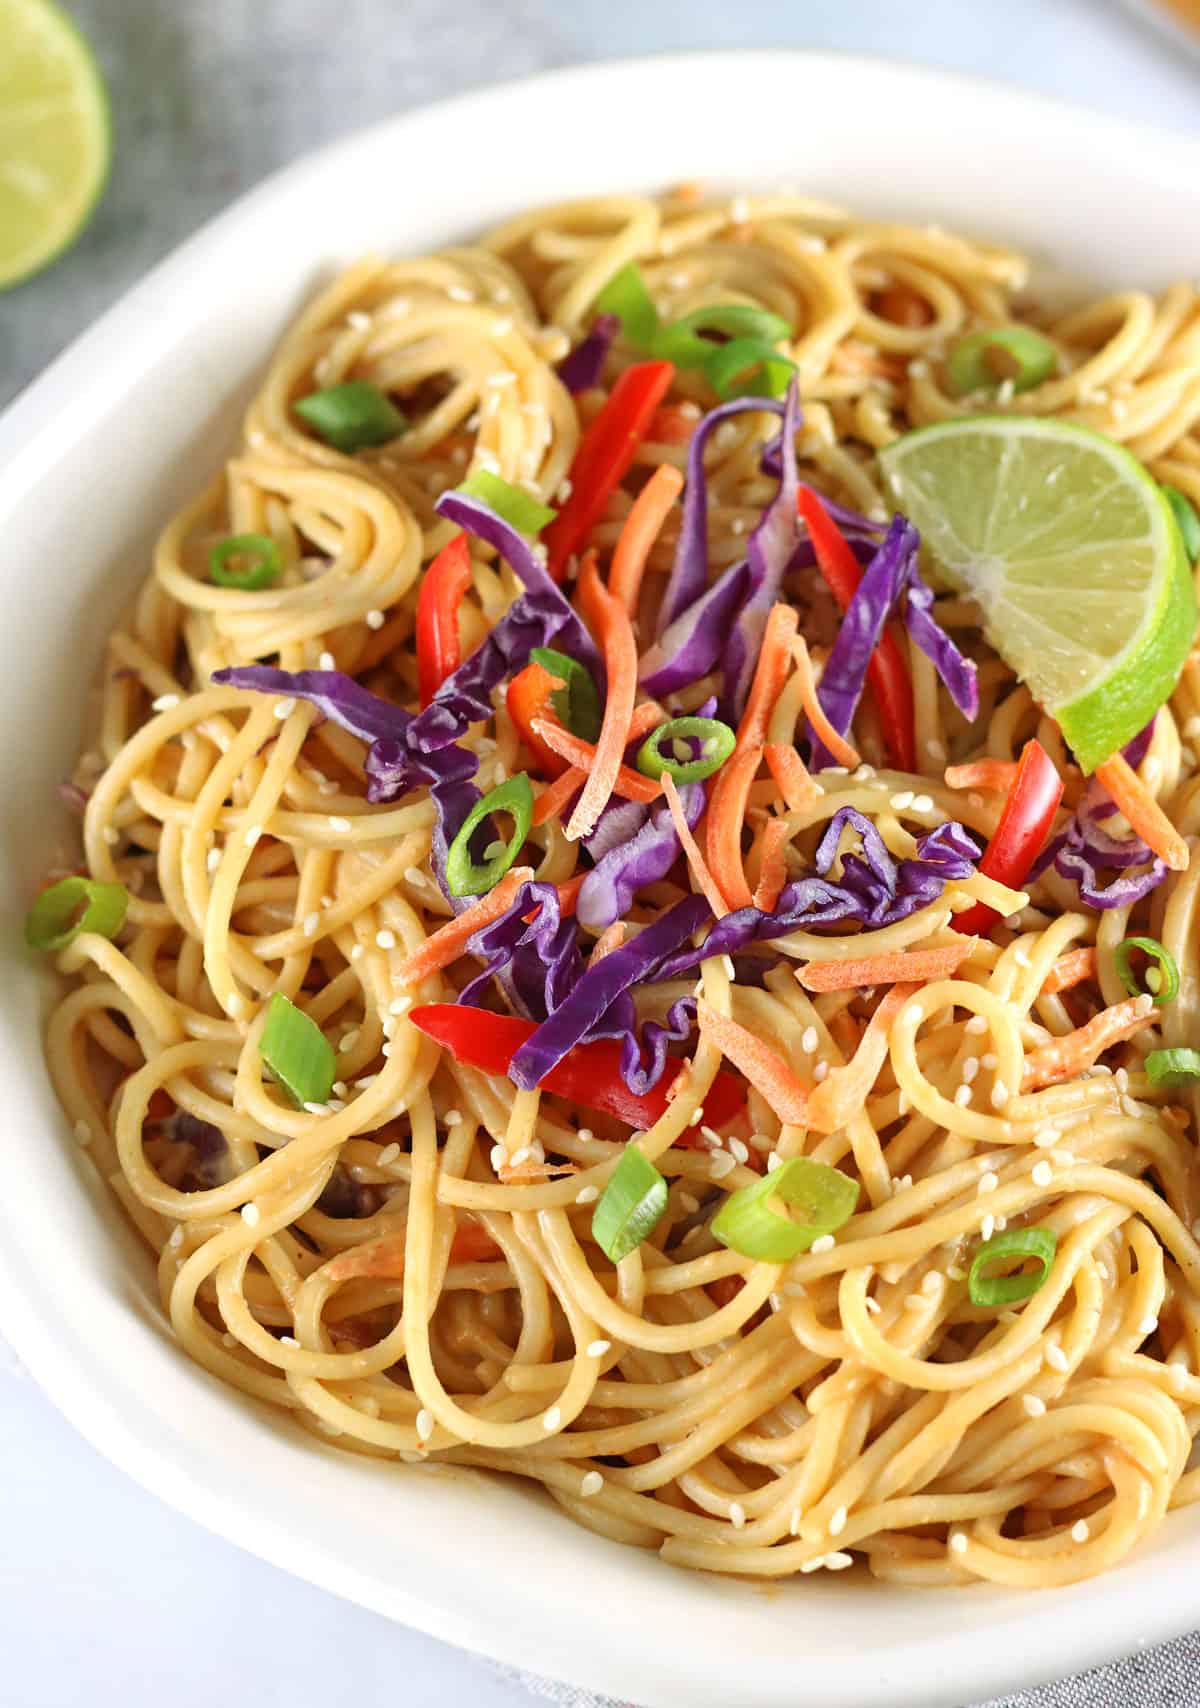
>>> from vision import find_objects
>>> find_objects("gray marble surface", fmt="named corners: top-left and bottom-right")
top-left (3, 4), bottom-right (1200, 1705)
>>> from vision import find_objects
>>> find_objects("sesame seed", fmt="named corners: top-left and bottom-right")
top-left (977, 1172), bottom-right (999, 1195)
top-left (243, 825), bottom-right (262, 847)
top-left (542, 1406), bottom-right (562, 1431)
top-left (1045, 1344), bottom-right (1069, 1372)
top-left (375, 928), bottom-right (396, 950)
top-left (377, 1142), bottom-right (401, 1166)
top-left (586, 1339), bottom-right (611, 1358)
top-left (577, 1128), bottom-right (594, 1143)
top-left (365, 609), bottom-right (385, 630)
top-left (810, 1234), bottom-right (836, 1255)
top-left (981, 1213), bottom-right (996, 1241)
top-left (679, 1192), bottom-right (699, 1213)
top-left (1032, 1161), bottom-right (1053, 1187)
top-left (1134, 993), bottom-right (1155, 1017)
top-left (319, 651), bottom-right (336, 671)
top-left (302, 911), bottom-right (320, 936)
top-left (339, 1028), bottom-right (360, 1053)
top-left (279, 1334), bottom-right (300, 1348)
top-left (710, 1152), bottom-right (737, 1179)
top-left (1033, 1125), bottom-right (1061, 1148)
top-left (1071, 1520), bottom-right (1090, 1543)
top-left (824, 1551), bottom-right (853, 1571)
top-left (273, 697), bottom-right (297, 720)
top-left (1121, 1096), bottom-right (1141, 1119)
top-left (800, 1555), bottom-right (828, 1574)
top-left (1114, 1067), bottom-right (1130, 1093)
top-left (925, 740), bottom-right (946, 761)
top-left (509, 1146), bottom-right (531, 1168)
top-left (990, 1084), bottom-right (1009, 1110)
top-left (1139, 1315), bottom-right (1159, 1336)
top-left (813, 1061), bottom-right (829, 1083)
top-left (965, 1015), bottom-right (987, 1034)
top-left (922, 1271), bottom-right (943, 1296)
top-left (575, 1184), bottom-right (599, 1204)
top-left (689, 1106), bottom-right (705, 1125)
top-left (828, 1505), bottom-right (847, 1536)
top-left (241, 1203), bottom-right (261, 1227)
top-left (889, 790), bottom-right (914, 810)
top-left (864, 1296), bottom-right (881, 1315)
top-left (962, 1057), bottom-right (980, 1084)
top-left (1023, 1394), bottom-right (1046, 1417)
top-left (729, 1502), bottom-right (747, 1529)
top-left (954, 1084), bottom-right (973, 1107)
top-left (949, 1531), bottom-right (968, 1555)
top-left (911, 794), bottom-right (933, 813)
top-left (416, 1409), bottom-right (434, 1441)
top-left (729, 1137), bottom-right (749, 1164)
top-left (151, 693), bottom-right (180, 711)
top-left (329, 816), bottom-right (352, 833)
top-left (580, 1471), bottom-right (603, 1498)
top-left (303, 1100), bottom-right (331, 1115)
top-left (206, 848), bottom-right (221, 872)
top-left (801, 1026), bottom-right (819, 1053)
top-left (489, 1144), bottom-right (506, 1171)
top-left (167, 1225), bottom-right (184, 1249)
top-left (699, 1125), bottom-right (723, 1149)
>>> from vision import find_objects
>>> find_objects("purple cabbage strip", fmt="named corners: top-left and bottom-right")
top-left (719, 380), bottom-right (804, 720)
top-left (508, 894), bottom-right (711, 1090)
top-left (165, 1109), bottom-right (229, 1189)
top-left (639, 558), bottom-right (752, 697)
top-left (577, 781), bottom-right (705, 930)
top-left (583, 796), bottom-right (651, 863)
top-left (903, 563), bottom-right (979, 722)
top-left (211, 666), bottom-right (411, 746)
top-left (1031, 776), bottom-right (1167, 910)
top-left (458, 879), bottom-right (584, 1017)
top-left (557, 314), bottom-right (619, 395)
top-left (656, 395), bottom-right (785, 634)
top-left (588, 992), bottom-right (698, 1098)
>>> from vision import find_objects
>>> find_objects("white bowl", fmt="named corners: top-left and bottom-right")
top-left (2, 52), bottom-right (1199, 1708)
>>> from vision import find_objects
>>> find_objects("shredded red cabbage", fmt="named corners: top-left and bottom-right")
top-left (1031, 779), bottom-right (1167, 910)
top-left (639, 558), bottom-right (752, 697)
top-left (586, 991), bottom-right (698, 1098)
top-left (583, 796), bottom-right (651, 863)
top-left (459, 878), bottom-right (583, 1017)
top-left (577, 781), bottom-right (705, 930)
top-left (556, 314), bottom-right (620, 395)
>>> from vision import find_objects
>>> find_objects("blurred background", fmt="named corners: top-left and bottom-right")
top-left (2, 3), bottom-right (1199, 1706)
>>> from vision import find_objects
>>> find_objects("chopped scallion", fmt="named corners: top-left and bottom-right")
top-left (456, 469), bottom-right (556, 536)
top-left (259, 991), bottom-right (336, 1108)
top-left (594, 263), bottom-right (660, 351)
top-left (1145, 1047), bottom-right (1200, 1088)
top-left (25, 875), bottom-right (128, 952)
top-left (945, 327), bottom-right (1057, 397)
top-left (293, 381), bottom-right (407, 452)
top-left (968, 1226), bottom-right (1057, 1308)
top-left (653, 303), bottom-right (792, 370)
top-left (711, 1157), bottom-right (858, 1262)
top-left (445, 773), bottom-right (534, 897)
top-left (530, 647), bottom-right (602, 742)
top-left (636, 715), bottom-right (736, 784)
top-left (208, 533), bottom-right (283, 591)
top-left (1114, 936), bottom-right (1178, 1006)
top-left (704, 337), bottom-right (797, 401)
top-left (591, 1144), bottom-right (668, 1262)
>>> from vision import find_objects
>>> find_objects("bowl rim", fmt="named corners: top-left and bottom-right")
top-left (4, 49), bottom-right (1200, 1708)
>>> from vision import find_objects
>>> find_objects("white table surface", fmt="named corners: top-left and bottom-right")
top-left (2, 4), bottom-right (1199, 1706)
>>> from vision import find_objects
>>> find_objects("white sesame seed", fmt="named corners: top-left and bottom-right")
top-left (580, 1471), bottom-right (603, 1498)
top-left (303, 1100), bottom-right (331, 1115)
top-left (828, 1505), bottom-right (847, 1536)
top-left (1071, 1519), bottom-right (1090, 1544)
top-left (377, 1142), bottom-right (401, 1166)
top-left (416, 1409), bottom-right (434, 1441)
top-left (965, 1015), bottom-right (988, 1035)
top-left (243, 825), bottom-right (262, 848)
top-left (365, 609), bottom-right (385, 630)
top-left (329, 816), bottom-right (352, 833)
top-left (699, 1125), bottom-right (723, 1149)
top-left (961, 1057), bottom-right (980, 1084)
top-left (990, 1084), bottom-right (1009, 1110)
top-left (800, 1555), bottom-right (827, 1574)
top-left (949, 1531), bottom-right (968, 1555)
top-left (1121, 1096), bottom-right (1141, 1119)
top-left (1045, 1344), bottom-right (1069, 1372)
top-left (206, 847), bottom-right (221, 873)
top-left (925, 740), bottom-right (946, 761)
top-left (302, 911), bottom-right (320, 937)
top-left (864, 1295), bottom-right (881, 1315)
top-left (981, 1213), bottom-right (996, 1241)
top-left (489, 1144), bottom-right (506, 1171)
top-left (339, 1028), bottom-right (360, 1053)
top-left (810, 1234), bottom-right (836, 1255)
top-left (729, 1501), bottom-right (747, 1529)
top-left (375, 928), bottom-right (396, 950)
top-left (279, 1334), bottom-right (300, 1348)
top-left (954, 1084), bottom-right (973, 1107)
top-left (319, 651), bottom-right (336, 671)
top-left (151, 693), bottom-right (180, 711)
top-left (1023, 1394), bottom-right (1046, 1417)
top-left (542, 1406), bottom-right (562, 1431)
top-left (922, 1271), bottom-right (943, 1296)
top-left (710, 1152), bottom-right (737, 1179)
top-left (911, 794), bottom-right (933, 813)
top-left (729, 1137), bottom-right (750, 1164)
top-left (1114, 1066), bottom-right (1130, 1093)
top-left (575, 1184), bottom-right (600, 1204)
top-left (889, 790), bottom-right (914, 810)
top-left (679, 1192), bottom-right (699, 1214)
top-left (1033, 1125), bottom-right (1061, 1148)
top-left (813, 1061), bottom-right (829, 1083)
top-left (1031, 1160), bottom-right (1053, 1188)
top-left (444, 1109), bottom-right (462, 1127)
top-left (577, 1128), bottom-right (594, 1144)
top-left (1139, 1315), bottom-right (1159, 1336)
top-left (241, 1203), bottom-right (261, 1227)
top-left (273, 697), bottom-right (297, 720)
top-left (824, 1551), bottom-right (853, 1571)
top-left (586, 1339), bottom-right (611, 1359)
top-left (801, 1026), bottom-right (819, 1054)
top-left (977, 1172), bottom-right (999, 1196)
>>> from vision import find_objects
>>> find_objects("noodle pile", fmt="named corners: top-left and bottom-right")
top-left (43, 187), bottom-right (1200, 1588)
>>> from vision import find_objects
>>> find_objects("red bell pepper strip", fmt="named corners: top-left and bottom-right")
top-left (952, 738), bottom-right (1063, 937)
top-left (507, 660), bottom-right (569, 778)
top-left (544, 360), bottom-right (675, 581)
top-left (797, 487), bottom-right (916, 772)
top-left (415, 533), bottom-right (472, 708)
top-left (410, 1002), bottom-right (745, 1131)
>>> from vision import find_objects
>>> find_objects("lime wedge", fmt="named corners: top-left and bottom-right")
top-left (879, 416), bottom-right (1197, 772)
top-left (0, 0), bottom-right (110, 290)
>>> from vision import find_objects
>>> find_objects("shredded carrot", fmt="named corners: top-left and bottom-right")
top-left (325, 1219), bottom-right (500, 1282)
top-left (1094, 753), bottom-right (1189, 872)
top-left (498, 1160), bottom-right (580, 1182)
top-left (395, 866), bottom-right (534, 986)
top-left (565, 555), bottom-right (640, 841)
top-left (609, 463), bottom-right (684, 614)
top-left (764, 741), bottom-right (821, 812)
top-left (829, 341), bottom-right (906, 380)
top-left (752, 816), bottom-right (791, 913)
top-left (796, 941), bottom-right (976, 993)
top-left (945, 759), bottom-right (1020, 792)
top-left (532, 718), bottom-right (662, 803)
top-left (1041, 947), bottom-right (1097, 996)
top-left (662, 774), bottom-right (729, 918)
top-left (532, 767), bottom-right (584, 827)
top-left (791, 635), bottom-right (860, 769)
top-left (706, 603), bottom-right (800, 909)
top-left (806, 986), bottom-right (914, 1133)
top-left (591, 921), bottom-right (626, 961)
top-left (554, 873), bottom-right (586, 917)
top-left (872, 286), bottom-right (932, 328)
top-left (1020, 995), bottom-right (1157, 1091)
top-left (696, 1000), bottom-right (810, 1125)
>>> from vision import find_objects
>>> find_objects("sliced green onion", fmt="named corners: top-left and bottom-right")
top-left (711, 1157), bottom-right (858, 1262)
top-left (968, 1227), bottom-right (1057, 1308)
top-left (1145, 1047), bottom-right (1200, 1088)
top-left (594, 263), bottom-right (660, 351)
top-left (637, 715), bottom-right (736, 784)
top-left (530, 647), bottom-right (602, 742)
top-left (259, 991), bottom-right (336, 1108)
top-left (945, 327), bottom-right (1057, 397)
top-left (456, 469), bottom-right (556, 536)
top-left (445, 773), bottom-right (534, 897)
top-left (704, 337), bottom-right (797, 401)
top-left (25, 875), bottom-right (128, 952)
top-left (293, 381), bottom-right (407, 452)
top-left (653, 303), bottom-right (792, 370)
top-left (1162, 483), bottom-right (1200, 564)
top-left (1114, 936), bottom-right (1178, 1006)
top-left (592, 1145), bottom-right (668, 1262)
top-left (208, 533), bottom-right (282, 591)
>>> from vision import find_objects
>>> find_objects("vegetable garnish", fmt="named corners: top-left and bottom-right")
top-left (208, 533), bottom-right (283, 591)
top-left (790, 633), bottom-right (861, 770)
top-left (653, 303), bottom-right (793, 370)
top-left (661, 774), bottom-right (730, 919)
top-left (806, 986), bottom-right (913, 1132)
top-left (637, 715), bottom-right (736, 785)
top-left (531, 718), bottom-right (662, 802)
top-left (543, 359), bottom-right (675, 580)
top-left (704, 337), bottom-right (796, 401)
top-left (592, 1145), bottom-right (668, 1263)
top-left (395, 867), bottom-right (535, 987)
top-left (416, 533), bottom-right (472, 708)
top-left (1093, 753), bottom-right (1189, 873)
top-left (711, 1157), bottom-right (858, 1262)
top-left (1020, 995), bottom-right (1158, 1091)
top-left (1145, 1048), bottom-right (1200, 1088)
top-left (259, 991), bottom-right (336, 1108)
top-left (797, 486), bottom-right (915, 772)
top-left (946, 327), bottom-right (1057, 397)
top-left (530, 647), bottom-right (603, 742)
top-left (293, 380), bottom-right (406, 452)
top-left (578, 780), bottom-right (705, 930)
top-left (752, 817), bottom-right (791, 913)
top-left (968, 1227), bottom-right (1057, 1308)
top-left (1041, 947), bottom-right (1097, 996)
top-left (1162, 483), bottom-right (1200, 563)
top-left (797, 940), bottom-right (976, 993)
top-left (944, 759), bottom-right (1020, 793)
top-left (1113, 936), bottom-right (1179, 1006)
top-left (25, 874), bottom-right (127, 951)
top-left (560, 556), bottom-right (638, 841)
top-left (594, 262), bottom-right (660, 351)
top-left (556, 313), bottom-right (619, 395)
top-left (454, 469), bottom-right (556, 535)
top-left (763, 741), bottom-right (820, 812)
top-left (696, 1000), bottom-right (811, 1126)
top-left (509, 661), bottom-right (572, 778)
top-left (445, 774), bottom-right (534, 897)
top-left (952, 739), bottom-right (1063, 938)
top-left (608, 462), bottom-right (684, 615)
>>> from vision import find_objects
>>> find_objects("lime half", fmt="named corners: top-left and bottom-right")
top-left (879, 416), bottom-right (1197, 772)
top-left (0, 0), bottom-right (110, 290)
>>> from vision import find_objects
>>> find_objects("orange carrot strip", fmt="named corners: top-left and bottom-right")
top-left (609, 463), bottom-right (684, 615)
top-left (797, 941), bottom-right (976, 993)
top-left (532, 718), bottom-right (662, 803)
top-left (555, 873), bottom-right (586, 917)
top-left (532, 700), bottom-right (666, 827)
top-left (565, 554), bottom-right (639, 841)
top-left (395, 866), bottom-right (534, 986)
top-left (706, 603), bottom-right (800, 909)
top-left (791, 635), bottom-right (860, 769)
top-left (1094, 753), bottom-right (1189, 872)
top-left (662, 774), bottom-right (730, 918)
top-left (944, 759), bottom-right (1020, 792)
top-left (326, 1220), bottom-right (500, 1282)
top-left (752, 816), bottom-right (791, 913)
top-left (696, 999), bottom-right (811, 1125)
top-left (764, 741), bottom-right (821, 812)
top-left (806, 986), bottom-right (914, 1132)
top-left (1020, 995), bottom-right (1157, 1091)
top-left (1041, 947), bottom-right (1097, 996)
